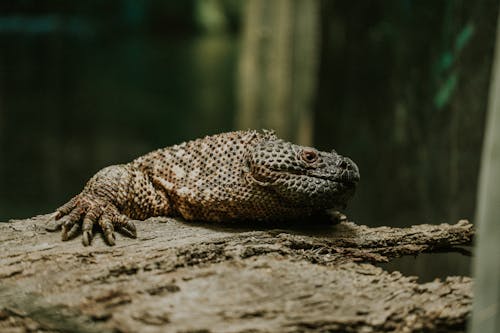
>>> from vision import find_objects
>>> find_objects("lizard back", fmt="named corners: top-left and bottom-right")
top-left (131, 130), bottom-right (359, 222)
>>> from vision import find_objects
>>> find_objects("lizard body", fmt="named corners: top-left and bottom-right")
top-left (48, 130), bottom-right (359, 245)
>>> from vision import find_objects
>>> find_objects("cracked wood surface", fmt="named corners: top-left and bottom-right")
top-left (0, 215), bottom-right (474, 333)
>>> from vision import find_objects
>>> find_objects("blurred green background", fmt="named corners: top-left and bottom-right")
top-left (0, 0), bottom-right (498, 241)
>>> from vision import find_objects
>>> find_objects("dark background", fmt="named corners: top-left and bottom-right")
top-left (0, 0), bottom-right (498, 239)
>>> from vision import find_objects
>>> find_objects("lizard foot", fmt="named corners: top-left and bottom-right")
top-left (323, 209), bottom-right (348, 225)
top-left (46, 195), bottom-right (137, 246)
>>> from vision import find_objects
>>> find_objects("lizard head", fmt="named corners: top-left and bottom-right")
top-left (245, 138), bottom-right (360, 210)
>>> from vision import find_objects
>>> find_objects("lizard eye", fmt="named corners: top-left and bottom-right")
top-left (301, 149), bottom-right (318, 163)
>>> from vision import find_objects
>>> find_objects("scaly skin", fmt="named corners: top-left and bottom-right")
top-left (46, 130), bottom-right (360, 246)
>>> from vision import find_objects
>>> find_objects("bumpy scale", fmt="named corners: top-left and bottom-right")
top-left (47, 130), bottom-right (360, 246)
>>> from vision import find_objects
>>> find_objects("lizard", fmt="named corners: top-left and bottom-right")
top-left (45, 129), bottom-right (360, 246)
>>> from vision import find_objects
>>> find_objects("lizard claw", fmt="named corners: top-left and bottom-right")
top-left (60, 207), bottom-right (86, 240)
top-left (115, 217), bottom-right (137, 239)
top-left (47, 195), bottom-right (138, 246)
top-left (330, 211), bottom-right (348, 224)
top-left (318, 209), bottom-right (348, 225)
top-left (82, 229), bottom-right (93, 246)
top-left (99, 215), bottom-right (115, 246)
top-left (44, 212), bottom-right (61, 231)
top-left (125, 222), bottom-right (137, 238)
top-left (81, 215), bottom-right (96, 246)
top-left (63, 223), bottom-right (80, 241)
top-left (106, 233), bottom-right (116, 246)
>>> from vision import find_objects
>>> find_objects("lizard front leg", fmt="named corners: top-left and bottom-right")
top-left (46, 165), bottom-right (172, 246)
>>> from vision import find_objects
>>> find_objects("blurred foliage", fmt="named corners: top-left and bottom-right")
top-left (315, 0), bottom-right (498, 227)
top-left (0, 0), bottom-right (242, 36)
top-left (0, 0), bottom-right (241, 219)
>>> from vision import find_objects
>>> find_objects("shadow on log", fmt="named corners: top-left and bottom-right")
top-left (0, 215), bottom-right (473, 333)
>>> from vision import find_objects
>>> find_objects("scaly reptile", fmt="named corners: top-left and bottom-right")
top-left (46, 130), bottom-right (360, 246)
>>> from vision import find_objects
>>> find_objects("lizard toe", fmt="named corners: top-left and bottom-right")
top-left (82, 216), bottom-right (94, 246)
top-left (99, 214), bottom-right (116, 246)
top-left (123, 220), bottom-right (137, 238)
top-left (64, 222), bottom-right (81, 241)
top-left (80, 206), bottom-right (102, 246)
top-left (55, 196), bottom-right (78, 219)
top-left (44, 212), bottom-right (63, 231)
top-left (115, 215), bottom-right (137, 239)
top-left (60, 207), bottom-right (85, 241)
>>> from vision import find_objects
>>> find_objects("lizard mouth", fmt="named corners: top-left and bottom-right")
top-left (246, 171), bottom-right (276, 187)
top-left (248, 168), bottom-right (358, 191)
top-left (311, 168), bottom-right (360, 188)
top-left (287, 168), bottom-right (359, 188)
top-left (248, 167), bottom-right (357, 209)
top-left (337, 172), bottom-right (360, 187)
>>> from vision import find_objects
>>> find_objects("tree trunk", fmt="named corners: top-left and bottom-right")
top-left (469, 7), bottom-right (500, 333)
top-left (0, 214), bottom-right (473, 332)
top-left (237, 0), bottom-right (319, 146)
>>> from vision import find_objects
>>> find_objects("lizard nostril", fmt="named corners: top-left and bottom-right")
top-left (336, 158), bottom-right (360, 182)
top-left (338, 159), bottom-right (348, 169)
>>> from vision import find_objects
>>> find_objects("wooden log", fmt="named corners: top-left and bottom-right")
top-left (0, 214), bottom-right (473, 332)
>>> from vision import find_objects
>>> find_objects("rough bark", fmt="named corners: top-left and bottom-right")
top-left (0, 215), bottom-right (473, 333)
